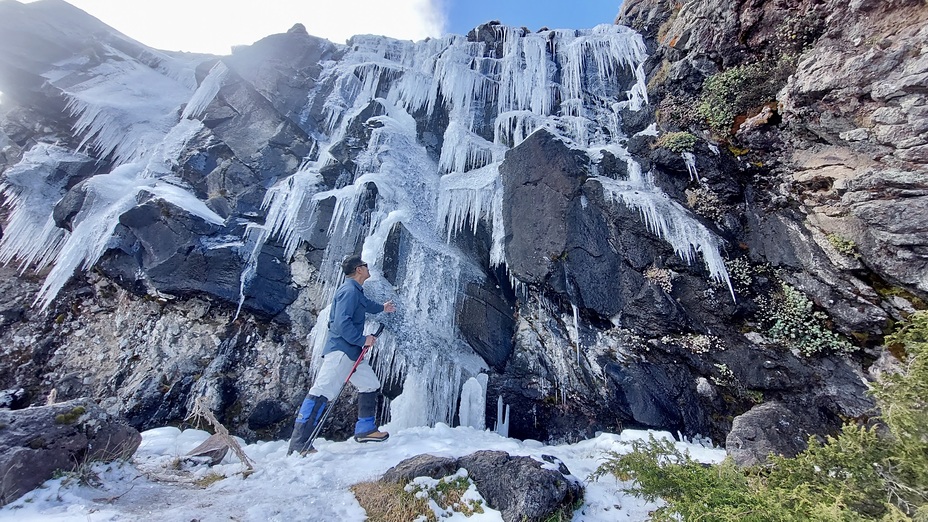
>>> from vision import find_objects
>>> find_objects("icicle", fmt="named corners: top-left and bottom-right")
top-left (494, 396), bottom-right (510, 437)
top-left (436, 163), bottom-right (500, 241)
top-left (307, 305), bottom-right (333, 377)
top-left (595, 161), bottom-right (734, 300)
top-left (494, 111), bottom-right (543, 148)
top-left (571, 303), bottom-right (581, 366)
top-left (182, 61), bottom-right (229, 120)
top-left (489, 185), bottom-right (507, 267)
top-left (682, 151), bottom-right (700, 182)
top-left (260, 165), bottom-right (325, 261)
top-left (55, 44), bottom-right (195, 165)
top-left (458, 374), bottom-right (488, 430)
top-left (0, 145), bottom-right (88, 272)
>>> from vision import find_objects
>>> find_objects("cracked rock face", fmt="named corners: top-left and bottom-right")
top-left (616, 0), bottom-right (926, 461)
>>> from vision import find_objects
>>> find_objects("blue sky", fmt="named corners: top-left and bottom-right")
top-left (20, 0), bottom-right (624, 55)
top-left (446, 0), bottom-right (623, 34)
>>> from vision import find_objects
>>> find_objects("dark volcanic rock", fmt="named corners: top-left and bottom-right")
top-left (382, 451), bottom-right (583, 522)
top-left (501, 130), bottom-right (587, 284)
top-left (247, 399), bottom-right (289, 431)
top-left (0, 399), bottom-right (141, 507)
top-left (459, 450), bottom-right (582, 522)
top-left (381, 454), bottom-right (460, 483)
top-left (458, 282), bottom-right (515, 371)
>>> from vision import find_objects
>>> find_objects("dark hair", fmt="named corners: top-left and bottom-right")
top-left (342, 255), bottom-right (365, 275)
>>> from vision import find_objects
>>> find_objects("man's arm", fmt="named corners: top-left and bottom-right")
top-left (361, 294), bottom-right (384, 314)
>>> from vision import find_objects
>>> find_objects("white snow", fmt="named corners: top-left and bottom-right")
top-left (0, 425), bottom-right (725, 522)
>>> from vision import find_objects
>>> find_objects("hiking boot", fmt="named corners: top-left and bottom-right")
top-left (299, 447), bottom-right (318, 457)
top-left (286, 394), bottom-right (328, 455)
top-left (287, 422), bottom-right (309, 456)
top-left (354, 430), bottom-right (389, 443)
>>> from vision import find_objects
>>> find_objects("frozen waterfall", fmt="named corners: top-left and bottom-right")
top-left (0, 22), bottom-right (734, 432)
top-left (245, 23), bottom-right (729, 430)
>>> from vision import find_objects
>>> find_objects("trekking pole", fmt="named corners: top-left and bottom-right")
top-left (299, 323), bottom-right (385, 455)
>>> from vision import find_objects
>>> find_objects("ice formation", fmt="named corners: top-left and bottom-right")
top-left (0, 45), bottom-right (214, 309)
top-left (458, 375), bottom-right (489, 430)
top-left (596, 159), bottom-right (734, 298)
top-left (1, 22), bottom-right (734, 431)
top-left (244, 24), bottom-right (672, 429)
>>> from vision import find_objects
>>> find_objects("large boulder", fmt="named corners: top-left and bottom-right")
top-left (501, 129), bottom-right (587, 284)
top-left (0, 398), bottom-right (141, 506)
top-left (382, 451), bottom-right (583, 522)
top-left (725, 401), bottom-right (834, 467)
top-left (457, 282), bottom-right (515, 372)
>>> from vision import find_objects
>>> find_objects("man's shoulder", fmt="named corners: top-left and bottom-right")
top-left (335, 279), bottom-right (363, 297)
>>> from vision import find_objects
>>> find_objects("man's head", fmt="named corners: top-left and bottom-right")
top-left (342, 255), bottom-right (370, 282)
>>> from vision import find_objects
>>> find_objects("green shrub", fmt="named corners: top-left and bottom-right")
top-left (758, 282), bottom-right (854, 357)
top-left (656, 93), bottom-right (701, 128)
top-left (872, 312), bottom-right (928, 515)
top-left (590, 437), bottom-right (771, 521)
top-left (654, 131), bottom-right (698, 153)
top-left (54, 406), bottom-right (86, 425)
top-left (591, 312), bottom-right (928, 520)
top-left (827, 233), bottom-right (860, 258)
top-left (697, 62), bottom-right (783, 134)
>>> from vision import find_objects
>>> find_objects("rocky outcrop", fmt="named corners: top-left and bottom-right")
top-left (383, 451), bottom-right (583, 522)
top-left (614, 0), bottom-right (928, 460)
top-left (618, 0), bottom-right (928, 304)
top-left (0, 398), bottom-right (141, 506)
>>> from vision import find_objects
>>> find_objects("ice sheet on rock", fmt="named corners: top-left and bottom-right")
top-left (0, 145), bottom-right (91, 271)
top-left (29, 120), bottom-right (220, 310)
top-left (182, 61), bottom-right (229, 120)
top-left (436, 163), bottom-right (501, 241)
top-left (595, 162), bottom-right (734, 299)
top-left (49, 44), bottom-right (196, 165)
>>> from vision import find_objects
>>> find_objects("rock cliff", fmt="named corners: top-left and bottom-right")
top-left (1, 0), bottom-right (924, 457)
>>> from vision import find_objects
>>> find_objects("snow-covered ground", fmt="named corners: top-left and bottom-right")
top-left (0, 424), bottom-right (725, 521)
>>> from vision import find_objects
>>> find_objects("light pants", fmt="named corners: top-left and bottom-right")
top-left (308, 351), bottom-right (381, 401)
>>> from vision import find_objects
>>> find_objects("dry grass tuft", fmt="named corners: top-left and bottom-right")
top-left (193, 472), bottom-right (225, 488)
top-left (351, 481), bottom-right (432, 522)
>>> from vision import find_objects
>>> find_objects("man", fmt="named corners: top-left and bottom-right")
top-left (287, 255), bottom-right (396, 455)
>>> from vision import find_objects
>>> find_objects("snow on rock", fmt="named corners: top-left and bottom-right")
top-left (0, 425), bottom-right (725, 522)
